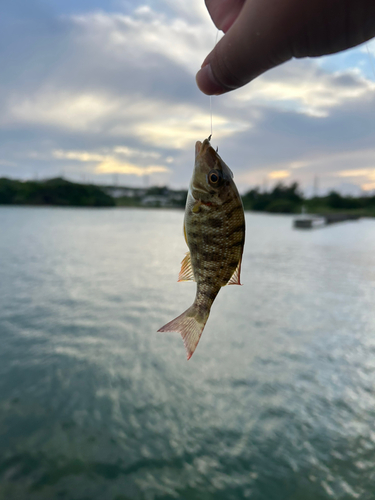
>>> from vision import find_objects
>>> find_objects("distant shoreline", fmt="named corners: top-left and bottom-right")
top-left (1, 177), bottom-right (374, 217)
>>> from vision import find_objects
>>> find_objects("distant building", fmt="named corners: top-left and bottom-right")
top-left (141, 195), bottom-right (169, 207)
top-left (103, 186), bottom-right (147, 198)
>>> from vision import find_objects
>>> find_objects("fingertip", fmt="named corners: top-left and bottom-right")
top-left (201, 55), bottom-right (210, 69)
top-left (196, 63), bottom-right (226, 96)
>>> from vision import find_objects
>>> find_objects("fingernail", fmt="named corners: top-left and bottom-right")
top-left (196, 64), bottom-right (225, 96)
top-left (201, 55), bottom-right (210, 68)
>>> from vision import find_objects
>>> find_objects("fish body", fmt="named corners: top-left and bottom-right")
top-left (158, 137), bottom-right (245, 359)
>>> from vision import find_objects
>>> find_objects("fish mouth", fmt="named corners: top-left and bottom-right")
top-left (195, 137), bottom-right (212, 158)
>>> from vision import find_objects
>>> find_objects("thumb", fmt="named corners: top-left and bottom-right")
top-left (196, 0), bottom-right (297, 95)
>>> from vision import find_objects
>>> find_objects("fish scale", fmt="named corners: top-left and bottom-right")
top-left (158, 137), bottom-right (245, 359)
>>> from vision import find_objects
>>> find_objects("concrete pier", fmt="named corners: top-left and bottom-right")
top-left (294, 213), bottom-right (360, 229)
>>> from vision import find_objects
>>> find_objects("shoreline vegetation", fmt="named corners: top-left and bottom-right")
top-left (1, 177), bottom-right (375, 217)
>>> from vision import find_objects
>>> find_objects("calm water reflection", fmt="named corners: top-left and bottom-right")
top-left (0, 207), bottom-right (375, 499)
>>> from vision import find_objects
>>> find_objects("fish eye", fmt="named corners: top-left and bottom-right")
top-left (208, 170), bottom-right (221, 185)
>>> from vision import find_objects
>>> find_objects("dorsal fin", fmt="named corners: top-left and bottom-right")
top-left (178, 252), bottom-right (195, 282)
top-left (227, 258), bottom-right (242, 285)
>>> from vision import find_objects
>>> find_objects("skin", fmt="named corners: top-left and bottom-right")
top-left (196, 0), bottom-right (375, 95)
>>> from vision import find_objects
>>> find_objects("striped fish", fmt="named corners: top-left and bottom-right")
top-left (158, 137), bottom-right (245, 359)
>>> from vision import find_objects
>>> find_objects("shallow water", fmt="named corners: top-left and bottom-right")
top-left (1, 206), bottom-right (375, 499)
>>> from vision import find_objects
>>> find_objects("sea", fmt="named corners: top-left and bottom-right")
top-left (0, 206), bottom-right (375, 500)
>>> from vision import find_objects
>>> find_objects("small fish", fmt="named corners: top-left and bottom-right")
top-left (158, 137), bottom-right (245, 359)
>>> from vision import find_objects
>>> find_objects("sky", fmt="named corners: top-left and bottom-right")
top-left (1, 0), bottom-right (375, 195)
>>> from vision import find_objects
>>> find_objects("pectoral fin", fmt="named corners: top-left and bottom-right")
top-left (178, 252), bottom-right (195, 282)
top-left (192, 200), bottom-right (202, 213)
top-left (227, 258), bottom-right (242, 286)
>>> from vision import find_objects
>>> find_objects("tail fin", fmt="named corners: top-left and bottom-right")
top-left (158, 304), bottom-right (210, 360)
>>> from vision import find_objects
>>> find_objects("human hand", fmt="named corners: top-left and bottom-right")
top-left (196, 0), bottom-right (375, 95)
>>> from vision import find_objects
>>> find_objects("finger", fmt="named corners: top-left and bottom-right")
top-left (205, 0), bottom-right (245, 33)
top-left (197, 0), bottom-right (299, 95)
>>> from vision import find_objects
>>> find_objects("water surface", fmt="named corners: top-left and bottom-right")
top-left (1, 207), bottom-right (375, 499)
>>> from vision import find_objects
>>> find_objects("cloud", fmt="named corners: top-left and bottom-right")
top-left (338, 164), bottom-right (375, 191)
top-left (95, 160), bottom-right (168, 176)
top-left (0, 159), bottom-right (17, 168)
top-left (5, 92), bottom-right (117, 130)
top-left (52, 148), bottom-right (170, 176)
top-left (4, 86), bottom-right (248, 150)
top-left (113, 146), bottom-right (161, 159)
top-left (268, 170), bottom-right (291, 180)
top-left (234, 62), bottom-right (374, 117)
top-left (69, 7), bottom-right (213, 76)
top-left (133, 109), bottom-right (249, 149)
top-left (339, 168), bottom-right (375, 178)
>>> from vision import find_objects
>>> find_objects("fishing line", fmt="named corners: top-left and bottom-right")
top-left (210, 95), bottom-right (213, 137)
top-left (366, 42), bottom-right (375, 80)
top-left (366, 42), bottom-right (375, 195)
top-left (209, 29), bottom-right (220, 139)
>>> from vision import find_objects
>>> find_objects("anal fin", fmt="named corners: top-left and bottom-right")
top-left (227, 258), bottom-right (242, 286)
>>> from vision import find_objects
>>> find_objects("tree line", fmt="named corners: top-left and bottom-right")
top-left (1, 177), bottom-right (375, 215)
top-left (242, 182), bottom-right (375, 216)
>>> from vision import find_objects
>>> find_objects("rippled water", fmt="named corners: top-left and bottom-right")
top-left (1, 206), bottom-right (375, 499)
